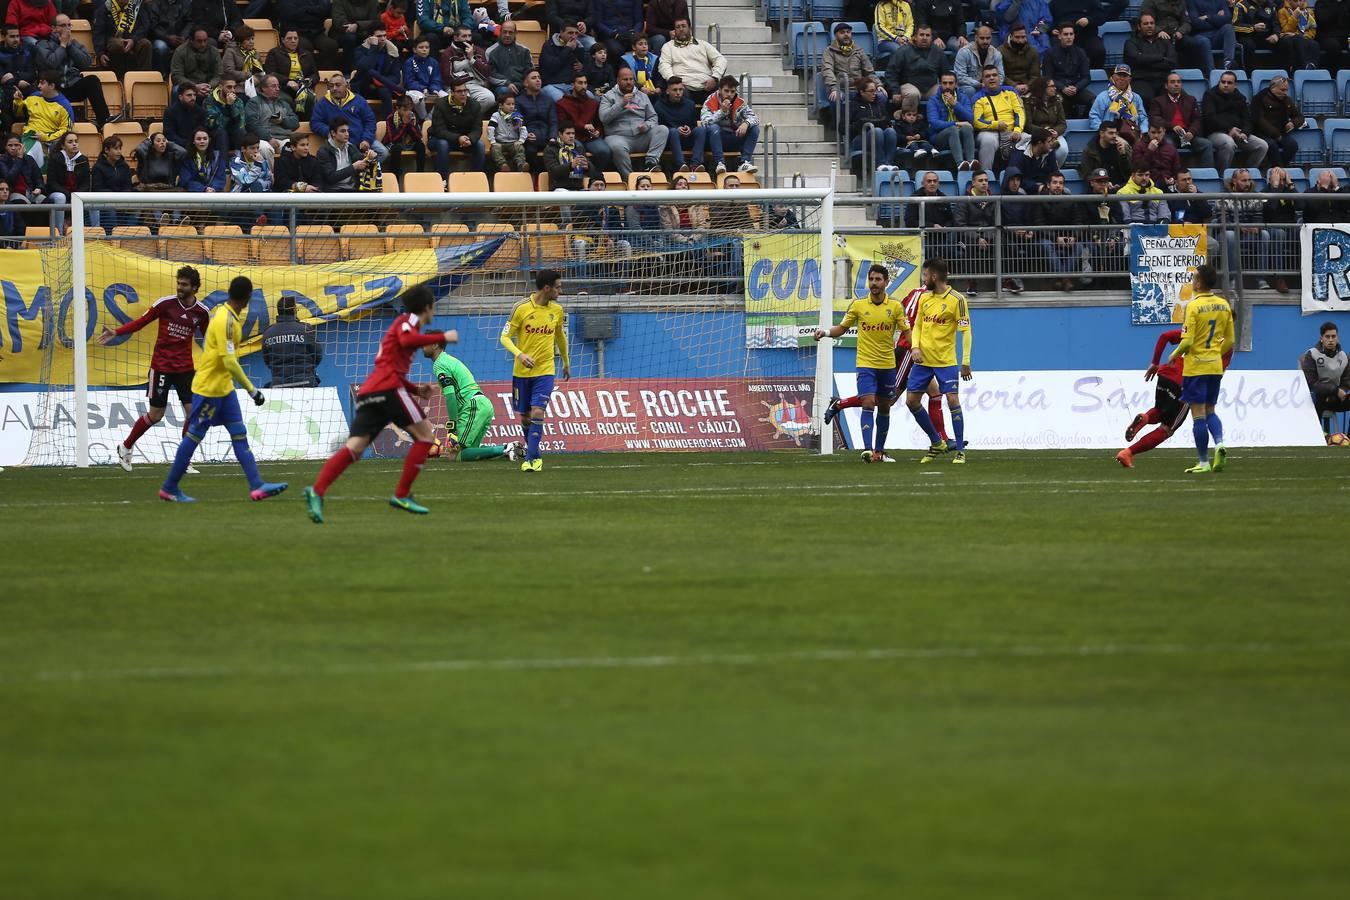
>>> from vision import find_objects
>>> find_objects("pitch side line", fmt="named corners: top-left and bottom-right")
top-left (7, 641), bottom-right (1343, 686)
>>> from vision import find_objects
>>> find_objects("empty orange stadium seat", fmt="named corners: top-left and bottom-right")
top-left (340, 224), bottom-right (385, 258)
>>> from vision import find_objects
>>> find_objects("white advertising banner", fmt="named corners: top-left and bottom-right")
top-left (835, 370), bottom-right (1326, 450)
top-left (0, 388), bottom-right (349, 466)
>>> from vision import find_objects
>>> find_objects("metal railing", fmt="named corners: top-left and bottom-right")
top-left (707, 23), bottom-right (721, 51)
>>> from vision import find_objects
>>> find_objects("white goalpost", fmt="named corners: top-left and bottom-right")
top-left (19, 184), bottom-right (839, 468)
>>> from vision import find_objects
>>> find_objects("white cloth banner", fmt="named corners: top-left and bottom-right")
top-left (1301, 223), bottom-right (1350, 314)
top-left (835, 370), bottom-right (1326, 450)
top-left (0, 388), bottom-right (349, 466)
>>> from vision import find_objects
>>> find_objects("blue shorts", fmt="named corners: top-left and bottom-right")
top-left (907, 363), bottom-right (960, 395)
top-left (1180, 374), bottom-right (1223, 406)
top-left (855, 366), bottom-right (898, 398)
top-left (186, 391), bottom-right (243, 431)
top-left (513, 374), bottom-right (556, 413)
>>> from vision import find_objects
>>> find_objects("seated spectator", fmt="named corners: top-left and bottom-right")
top-left (1262, 165), bottom-right (1298, 293)
top-left (584, 43), bottom-right (617, 96)
top-left (383, 94), bottom-right (427, 181)
top-left (488, 92), bottom-right (529, 172)
top-left (277, 0), bottom-right (339, 68)
top-left (164, 83), bottom-right (207, 150)
top-left (884, 24), bottom-right (943, 111)
top-left (655, 76), bottom-right (707, 171)
top-left (417, 0), bottom-right (473, 55)
top-left (1142, 0), bottom-right (1214, 73)
top-left (0, 132), bottom-right (45, 203)
top-left (0, 179), bottom-right (24, 241)
top-left (221, 25), bottom-right (267, 98)
top-left (1089, 64), bottom-right (1147, 145)
top-left (92, 0), bottom-right (152, 75)
top-left (1132, 121), bottom-right (1182, 186)
top-left (89, 135), bottom-right (133, 232)
top-left (489, 20), bottom-right (534, 101)
top-left (953, 169), bottom-right (997, 293)
top-left (894, 104), bottom-right (934, 168)
top-left (147, 0), bottom-right (190, 75)
top-left (921, 0), bottom-right (969, 52)
top-left (1123, 14), bottom-right (1175, 106)
top-left (1315, 0), bottom-right (1348, 72)
top-left (999, 165), bottom-right (1034, 293)
top-left (874, 0), bottom-right (915, 68)
top-left (903, 169), bottom-right (953, 229)
top-left (1023, 78), bottom-right (1068, 167)
top-left (1221, 167), bottom-right (1270, 288)
top-left (544, 122), bottom-right (592, 190)
top-left (656, 17), bottom-right (724, 105)
top-left (261, 296), bottom-right (323, 387)
top-left (331, 0), bottom-right (383, 68)
top-left (1085, 166), bottom-right (1125, 273)
top-left (1149, 72), bottom-right (1216, 168)
top-left (850, 77), bottom-right (899, 171)
top-left (972, 64), bottom-right (1026, 171)
top-left (1236, 0), bottom-right (1281, 67)
top-left (429, 81), bottom-right (486, 176)
top-left (1188, 0), bottom-right (1238, 70)
top-left (517, 68), bottom-right (558, 171)
top-left (383, 0), bottom-right (413, 54)
top-left (266, 30), bottom-right (319, 117)
top-left (352, 25), bottom-right (403, 115)
top-left (1300, 322), bottom-right (1350, 440)
top-left (13, 70), bottom-right (72, 166)
top-left (926, 73), bottom-right (978, 170)
top-left (1043, 22), bottom-right (1093, 118)
top-left (825, 22), bottom-right (878, 108)
top-left (996, 0), bottom-right (1053, 54)
top-left (954, 25), bottom-right (1002, 99)
top-left (1, 24), bottom-right (37, 102)
top-left (1251, 75), bottom-right (1302, 170)
top-left (593, 0), bottom-right (644, 60)
top-left (189, 0), bottom-right (243, 48)
top-left (180, 128), bottom-right (227, 193)
top-left (1006, 127), bottom-right (1058, 193)
top-left (35, 16), bottom-right (114, 129)
top-left (621, 33), bottom-right (663, 98)
top-left (1301, 168), bottom-right (1345, 223)
top-left (229, 133), bottom-right (272, 193)
top-left (660, 172), bottom-right (708, 241)
top-left (171, 28), bottom-right (221, 95)
top-left (1165, 168), bottom-right (1213, 222)
top-left (601, 65), bottom-right (668, 177)
top-left (1203, 71), bottom-right (1267, 172)
top-left (1000, 24), bottom-right (1040, 96)
top-left (1036, 170), bottom-right (1093, 291)
top-left (1117, 162), bottom-right (1170, 222)
top-left (1079, 121), bottom-right (1133, 186)
top-left (404, 37), bottom-right (446, 121)
top-left (317, 117), bottom-right (378, 191)
top-left (205, 77), bottom-right (247, 152)
top-left (245, 76), bottom-right (301, 166)
top-left (441, 22), bottom-right (497, 112)
top-left (699, 74), bottom-right (757, 175)
top-left (644, 0), bottom-right (689, 52)
top-left (571, 177), bottom-right (632, 293)
top-left (44, 129), bottom-right (88, 228)
top-left (1275, 0), bottom-right (1319, 68)
top-left (7, 0), bottom-right (55, 47)
top-left (541, 22), bottom-right (590, 103)
top-left (133, 131), bottom-right (186, 191)
top-left (274, 134), bottom-right (323, 193)
top-left (312, 73), bottom-right (388, 162)
top-left (557, 73), bottom-right (614, 170)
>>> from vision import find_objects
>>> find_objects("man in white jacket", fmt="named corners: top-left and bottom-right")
top-left (656, 16), bottom-right (725, 104)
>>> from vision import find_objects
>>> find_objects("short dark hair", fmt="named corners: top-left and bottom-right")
top-left (536, 269), bottom-right (562, 290)
top-left (330, 115), bottom-right (350, 131)
top-left (1133, 162), bottom-right (1151, 173)
top-left (402, 284), bottom-right (436, 314)
top-left (981, 65), bottom-right (999, 75)
top-left (925, 258), bottom-right (949, 280)
top-left (666, 75), bottom-right (683, 86)
top-left (277, 296), bottom-right (297, 317)
top-left (228, 275), bottom-right (253, 302)
top-left (719, 75), bottom-right (739, 91)
top-left (1010, 22), bottom-right (1027, 34)
top-left (241, 132), bottom-right (261, 148)
top-left (234, 23), bottom-right (254, 42)
top-left (1321, 321), bottom-right (1339, 335)
top-left (1027, 126), bottom-right (1050, 146)
top-left (101, 135), bottom-right (122, 153)
top-left (1098, 120), bottom-right (1118, 134)
top-left (1177, 167), bottom-right (1192, 177)
top-left (177, 266), bottom-right (201, 288)
top-left (867, 263), bottom-right (889, 280)
top-left (1193, 263), bottom-right (1217, 291)
top-left (38, 69), bottom-right (60, 85)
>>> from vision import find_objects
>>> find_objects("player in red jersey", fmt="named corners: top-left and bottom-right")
top-left (304, 285), bottom-right (457, 522)
top-left (98, 266), bottom-right (211, 473)
top-left (822, 266), bottom-right (949, 442)
top-left (1115, 328), bottom-right (1233, 468)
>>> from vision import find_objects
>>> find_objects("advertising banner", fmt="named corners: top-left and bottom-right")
top-left (834, 370), bottom-right (1327, 450)
top-left (0, 388), bottom-right (348, 466)
top-left (1300, 223), bottom-right (1350, 314)
top-left (368, 378), bottom-right (818, 456)
top-left (744, 233), bottom-right (923, 348)
top-left (1130, 224), bottom-right (1208, 324)
top-left (0, 238), bottom-right (504, 384)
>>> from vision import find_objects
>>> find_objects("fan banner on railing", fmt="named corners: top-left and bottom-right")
top-left (0, 238), bottom-right (505, 384)
top-left (1129, 224), bottom-right (1208, 325)
top-left (1300, 223), bottom-right (1350, 314)
top-left (743, 233), bottom-right (922, 348)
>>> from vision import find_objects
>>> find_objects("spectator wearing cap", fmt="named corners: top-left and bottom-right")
top-left (1042, 22), bottom-right (1094, 118)
top-left (1089, 64), bottom-right (1148, 146)
top-left (1085, 166), bottom-right (1126, 276)
top-left (1117, 161), bottom-right (1170, 222)
top-left (971, 64), bottom-right (1025, 171)
top-left (884, 24), bottom-right (945, 110)
top-left (1122, 13), bottom-right (1175, 107)
top-left (823, 22), bottom-right (879, 107)
top-left (999, 23), bottom-right (1040, 96)
top-left (1149, 71), bottom-right (1215, 168)
top-left (1079, 120), bottom-right (1133, 186)
top-left (954, 25), bottom-right (1003, 99)
top-left (1202, 70), bottom-right (1268, 172)
top-left (1300, 322), bottom-right (1350, 440)
top-left (1188, 0), bottom-right (1239, 69)
top-left (1141, 0), bottom-right (1215, 74)
top-left (1251, 74), bottom-right (1302, 170)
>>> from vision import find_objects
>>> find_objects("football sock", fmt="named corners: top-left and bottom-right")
top-left (928, 396), bottom-right (948, 440)
top-left (124, 414), bottom-right (153, 449)
top-left (460, 446), bottom-right (505, 461)
top-left (1192, 418), bottom-right (1210, 461)
top-left (227, 425), bottom-right (263, 490)
top-left (1207, 412), bottom-right (1224, 445)
top-left (526, 420), bottom-right (544, 460)
top-left (1129, 426), bottom-right (1170, 455)
top-left (395, 440), bottom-right (432, 498)
top-left (161, 430), bottom-right (203, 493)
top-left (314, 447), bottom-right (358, 496)
top-left (875, 411), bottom-right (890, 451)
top-left (860, 409), bottom-right (874, 451)
top-left (950, 406), bottom-right (965, 450)
top-left (909, 404), bottom-right (941, 444)
top-left (836, 395), bottom-right (862, 411)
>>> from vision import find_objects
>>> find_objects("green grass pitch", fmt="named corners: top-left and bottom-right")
top-left (2, 449), bottom-right (1348, 899)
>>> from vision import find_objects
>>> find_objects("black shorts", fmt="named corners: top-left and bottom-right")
top-left (1155, 377), bottom-right (1188, 432)
top-left (147, 368), bottom-right (194, 409)
top-left (349, 388), bottom-right (425, 439)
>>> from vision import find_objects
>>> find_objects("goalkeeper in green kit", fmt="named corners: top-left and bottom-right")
top-left (423, 343), bottom-right (524, 462)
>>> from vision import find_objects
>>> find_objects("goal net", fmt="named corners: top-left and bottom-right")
top-left (10, 184), bottom-right (835, 467)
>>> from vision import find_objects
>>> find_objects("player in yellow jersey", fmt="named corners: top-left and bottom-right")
top-left (1168, 264), bottom-right (1235, 473)
top-left (500, 269), bottom-right (571, 472)
top-left (814, 264), bottom-right (910, 462)
top-left (906, 258), bottom-right (972, 464)
top-left (159, 276), bottom-right (288, 503)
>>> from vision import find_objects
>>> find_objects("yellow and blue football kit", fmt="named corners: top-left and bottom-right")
top-left (841, 296), bottom-right (907, 396)
top-left (500, 293), bottom-right (571, 465)
top-left (1170, 290), bottom-right (1235, 469)
top-left (907, 286), bottom-right (972, 454)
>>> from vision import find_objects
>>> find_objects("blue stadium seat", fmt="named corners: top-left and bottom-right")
top-left (875, 168), bottom-right (909, 221)
top-left (763, 0), bottom-right (807, 20)
top-left (1189, 167), bottom-right (1222, 193)
top-left (843, 23), bottom-right (877, 58)
top-left (1064, 119), bottom-right (1094, 165)
top-left (1288, 168), bottom-right (1309, 193)
top-left (1101, 21), bottom-right (1130, 67)
top-left (1250, 69), bottom-right (1286, 97)
top-left (1176, 68), bottom-right (1206, 102)
top-left (1338, 70), bottom-right (1350, 114)
top-left (1087, 69), bottom-right (1111, 98)
top-left (788, 22), bottom-right (827, 70)
top-left (1292, 126), bottom-right (1327, 167)
top-left (1295, 70), bottom-right (1337, 116)
top-left (811, 0), bottom-right (848, 18)
top-left (1209, 69), bottom-right (1251, 100)
top-left (1062, 170), bottom-right (1085, 194)
top-left (1324, 118), bottom-right (1350, 166)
